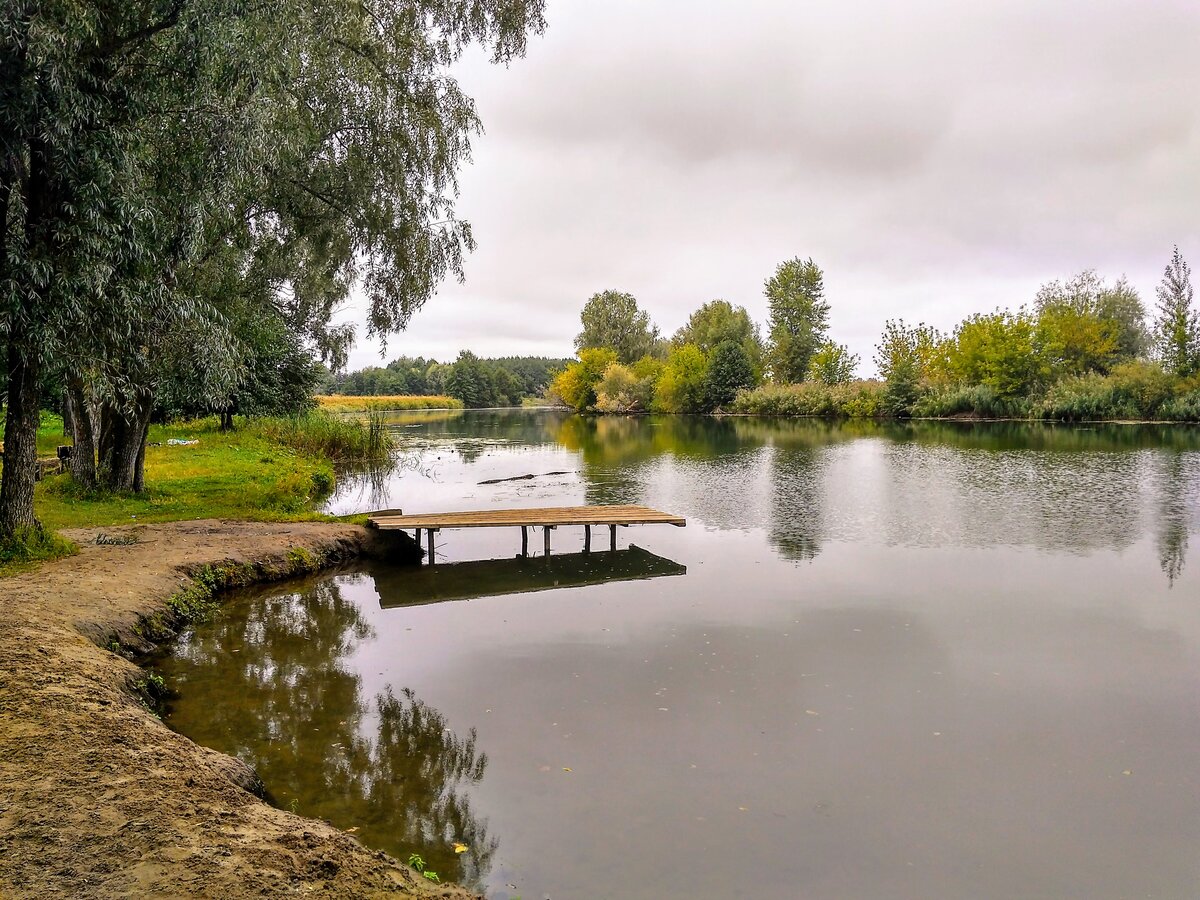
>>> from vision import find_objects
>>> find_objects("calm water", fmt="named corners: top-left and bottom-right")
top-left (157, 411), bottom-right (1200, 899)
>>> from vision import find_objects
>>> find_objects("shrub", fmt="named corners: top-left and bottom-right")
top-left (730, 380), bottom-right (884, 418)
top-left (549, 348), bottom-right (617, 411)
top-left (1037, 361), bottom-right (1174, 421)
top-left (595, 362), bottom-right (654, 413)
top-left (912, 384), bottom-right (1029, 419)
top-left (653, 344), bottom-right (709, 413)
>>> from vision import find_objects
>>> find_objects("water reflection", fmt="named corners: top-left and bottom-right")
top-left (330, 410), bottom-right (1200, 587)
top-left (157, 579), bottom-right (495, 887)
top-left (371, 546), bottom-right (687, 607)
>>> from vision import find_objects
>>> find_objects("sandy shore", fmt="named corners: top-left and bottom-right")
top-left (0, 520), bottom-right (476, 899)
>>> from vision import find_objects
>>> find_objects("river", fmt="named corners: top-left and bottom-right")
top-left (154, 410), bottom-right (1200, 899)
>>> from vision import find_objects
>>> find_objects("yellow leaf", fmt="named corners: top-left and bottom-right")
top-left (344, 827), bottom-right (359, 833)
top-left (562, 767), bottom-right (572, 772)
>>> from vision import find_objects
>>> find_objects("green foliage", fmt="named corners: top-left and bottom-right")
top-left (673, 300), bottom-right (764, 373)
top-left (765, 258), bottom-right (830, 383)
top-left (0, 525), bottom-right (78, 577)
top-left (1034, 304), bottom-right (1119, 377)
top-left (575, 291), bottom-right (661, 364)
top-left (807, 341), bottom-right (859, 385)
top-left (948, 311), bottom-right (1043, 398)
top-left (654, 345), bottom-right (710, 413)
top-left (1153, 246), bottom-right (1199, 376)
top-left (911, 384), bottom-right (1030, 419)
top-left (549, 348), bottom-right (618, 412)
top-left (731, 381), bottom-right (885, 418)
top-left (874, 320), bottom-right (939, 416)
top-left (1035, 270), bottom-right (1148, 360)
top-left (595, 362), bottom-right (656, 413)
top-left (1037, 361), bottom-right (1177, 422)
top-left (703, 341), bottom-right (756, 411)
top-left (327, 355), bottom-right (568, 404)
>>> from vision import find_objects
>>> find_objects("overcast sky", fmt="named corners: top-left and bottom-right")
top-left (340, 0), bottom-right (1200, 373)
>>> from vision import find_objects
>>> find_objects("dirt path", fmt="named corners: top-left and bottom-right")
top-left (0, 520), bottom-right (477, 899)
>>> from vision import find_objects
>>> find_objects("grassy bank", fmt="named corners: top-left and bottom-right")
top-left (316, 394), bottom-right (463, 412)
top-left (1, 412), bottom-right (391, 576)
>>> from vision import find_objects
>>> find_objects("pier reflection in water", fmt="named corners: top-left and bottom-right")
top-left (371, 545), bottom-right (686, 607)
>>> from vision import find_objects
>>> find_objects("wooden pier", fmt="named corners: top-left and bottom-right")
top-left (368, 504), bottom-right (686, 563)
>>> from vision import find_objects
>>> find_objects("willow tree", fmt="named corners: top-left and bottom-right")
top-left (1, 0), bottom-right (546, 529)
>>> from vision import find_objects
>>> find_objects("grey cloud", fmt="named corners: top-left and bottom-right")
top-left (343, 0), bottom-right (1200, 372)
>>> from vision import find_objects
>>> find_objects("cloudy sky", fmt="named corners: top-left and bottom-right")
top-left (341, 0), bottom-right (1200, 373)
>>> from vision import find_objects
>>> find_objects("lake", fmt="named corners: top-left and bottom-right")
top-left (155, 410), bottom-right (1200, 899)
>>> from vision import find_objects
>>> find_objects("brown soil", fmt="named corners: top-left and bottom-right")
top-left (0, 520), bottom-right (478, 899)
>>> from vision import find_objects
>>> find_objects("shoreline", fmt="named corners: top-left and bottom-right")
top-left (0, 519), bottom-right (476, 899)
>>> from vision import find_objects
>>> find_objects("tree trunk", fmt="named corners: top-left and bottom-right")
top-left (220, 407), bottom-right (235, 432)
top-left (98, 390), bottom-right (153, 493)
top-left (0, 336), bottom-right (42, 538)
top-left (65, 374), bottom-right (99, 488)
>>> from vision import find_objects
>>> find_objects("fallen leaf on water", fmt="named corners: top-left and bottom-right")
top-left (805, 710), bottom-right (820, 716)
top-left (562, 767), bottom-right (572, 773)
top-left (344, 827), bottom-right (358, 833)
top-left (453, 842), bottom-right (468, 854)
top-left (1122, 769), bottom-right (1132, 776)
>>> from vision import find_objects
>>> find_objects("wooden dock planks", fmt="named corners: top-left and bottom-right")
top-left (368, 505), bottom-right (686, 530)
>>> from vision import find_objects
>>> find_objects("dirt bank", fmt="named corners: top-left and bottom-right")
top-left (0, 520), bottom-right (477, 899)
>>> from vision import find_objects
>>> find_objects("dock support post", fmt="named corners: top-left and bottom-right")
top-left (426, 528), bottom-right (436, 565)
top-left (521, 526), bottom-right (528, 557)
top-left (415, 528), bottom-right (421, 547)
top-left (544, 525), bottom-right (552, 557)
top-left (609, 523), bottom-right (617, 551)
top-left (584, 524), bottom-right (591, 553)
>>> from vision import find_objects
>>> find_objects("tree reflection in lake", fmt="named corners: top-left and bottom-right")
top-left (158, 578), bottom-right (495, 888)
top-left (1155, 451), bottom-right (1200, 586)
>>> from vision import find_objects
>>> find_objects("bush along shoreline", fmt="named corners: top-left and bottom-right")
top-left (729, 362), bottom-right (1200, 423)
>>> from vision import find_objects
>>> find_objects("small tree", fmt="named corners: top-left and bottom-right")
top-left (1154, 246), bottom-right (1198, 376)
top-left (807, 341), bottom-right (859, 385)
top-left (703, 341), bottom-right (756, 410)
top-left (654, 345), bottom-right (709, 413)
top-left (875, 320), bottom-right (940, 416)
top-left (550, 348), bottom-right (617, 412)
top-left (765, 258), bottom-right (830, 383)
top-left (575, 291), bottom-right (660, 363)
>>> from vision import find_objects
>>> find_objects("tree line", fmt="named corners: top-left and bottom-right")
top-left (552, 249), bottom-right (1200, 421)
top-left (0, 1), bottom-right (546, 542)
top-left (325, 353), bottom-right (570, 407)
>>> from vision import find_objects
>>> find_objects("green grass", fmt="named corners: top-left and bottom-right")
top-left (0, 411), bottom-right (395, 577)
top-left (0, 524), bottom-right (79, 577)
top-left (35, 417), bottom-right (340, 531)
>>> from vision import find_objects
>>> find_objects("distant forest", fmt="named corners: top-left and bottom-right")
top-left (323, 353), bottom-right (572, 408)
